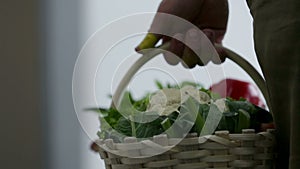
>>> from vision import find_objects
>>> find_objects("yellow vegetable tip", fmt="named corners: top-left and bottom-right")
top-left (136, 33), bottom-right (159, 52)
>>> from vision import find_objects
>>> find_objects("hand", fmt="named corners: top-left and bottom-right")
top-left (135, 0), bottom-right (229, 68)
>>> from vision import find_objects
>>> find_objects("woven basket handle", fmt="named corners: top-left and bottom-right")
top-left (111, 43), bottom-right (271, 110)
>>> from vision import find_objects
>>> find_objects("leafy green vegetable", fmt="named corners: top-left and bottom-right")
top-left (192, 109), bottom-right (205, 135)
top-left (225, 99), bottom-right (273, 132)
top-left (236, 109), bottom-right (251, 133)
top-left (200, 88), bottom-right (221, 100)
top-left (91, 81), bottom-right (273, 142)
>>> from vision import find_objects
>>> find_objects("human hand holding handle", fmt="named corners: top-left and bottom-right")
top-left (135, 0), bottom-right (229, 68)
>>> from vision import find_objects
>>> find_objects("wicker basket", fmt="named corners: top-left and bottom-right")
top-left (94, 44), bottom-right (276, 169)
top-left (96, 129), bottom-right (275, 169)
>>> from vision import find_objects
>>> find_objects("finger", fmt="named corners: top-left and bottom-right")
top-left (203, 28), bottom-right (226, 45)
top-left (136, 0), bottom-right (204, 53)
top-left (212, 44), bottom-right (227, 64)
top-left (181, 47), bottom-right (199, 68)
top-left (202, 29), bottom-right (216, 44)
top-left (182, 28), bottom-right (213, 67)
top-left (181, 29), bottom-right (203, 68)
top-left (135, 0), bottom-right (178, 53)
top-left (163, 33), bottom-right (184, 65)
top-left (135, 0), bottom-right (180, 53)
top-left (214, 30), bottom-right (226, 44)
top-left (203, 29), bottom-right (227, 64)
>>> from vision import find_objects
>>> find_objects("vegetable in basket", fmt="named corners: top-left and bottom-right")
top-left (210, 78), bottom-right (275, 130)
top-left (90, 81), bottom-right (273, 144)
top-left (210, 78), bottom-right (265, 108)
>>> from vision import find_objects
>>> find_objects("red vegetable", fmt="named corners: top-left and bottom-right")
top-left (210, 78), bottom-right (265, 108)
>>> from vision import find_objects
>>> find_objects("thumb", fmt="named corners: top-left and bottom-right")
top-left (135, 0), bottom-right (180, 53)
top-left (135, 33), bottom-right (160, 53)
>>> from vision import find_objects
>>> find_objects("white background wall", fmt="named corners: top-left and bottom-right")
top-left (78, 1), bottom-right (264, 169)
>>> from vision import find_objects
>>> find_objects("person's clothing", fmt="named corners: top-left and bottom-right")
top-left (247, 0), bottom-right (300, 168)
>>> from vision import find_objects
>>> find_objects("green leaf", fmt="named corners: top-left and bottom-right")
top-left (155, 80), bottom-right (164, 89)
top-left (226, 100), bottom-right (256, 114)
top-left (226, 100), bottom-right (273, 132)
top-left (199, 88), bottom-right (220, 100)
top-left (172, 97), bottom-right (199, 137)
top-left (193, 112), bottom-right (205, 136)
top-left (114, 117), bottom-right (133, 137)
top-left (118, 92), bottom-right (139, 118)
top-left (180, 81), bottom-right (203, 88)
top-left (135, 116), bottom-right (165, 138)
top-left (161, 117), bottom-right (172, 131)
top-left (200, 103), bottom-right (223, 136)
top-left (236, 109), bottom-right (251, 133)
top-left (224, 113), bottom-right (238, 133)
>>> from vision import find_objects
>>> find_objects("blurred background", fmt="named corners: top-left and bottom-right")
top-left (1, 0), bottom-right (262, 169)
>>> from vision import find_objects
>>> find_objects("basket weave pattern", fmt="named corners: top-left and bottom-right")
top-left (96, 129), bottom-right (275, 169)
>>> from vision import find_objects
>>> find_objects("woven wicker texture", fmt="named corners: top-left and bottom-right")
top-left (96, 129), bottom-right (275, 169)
